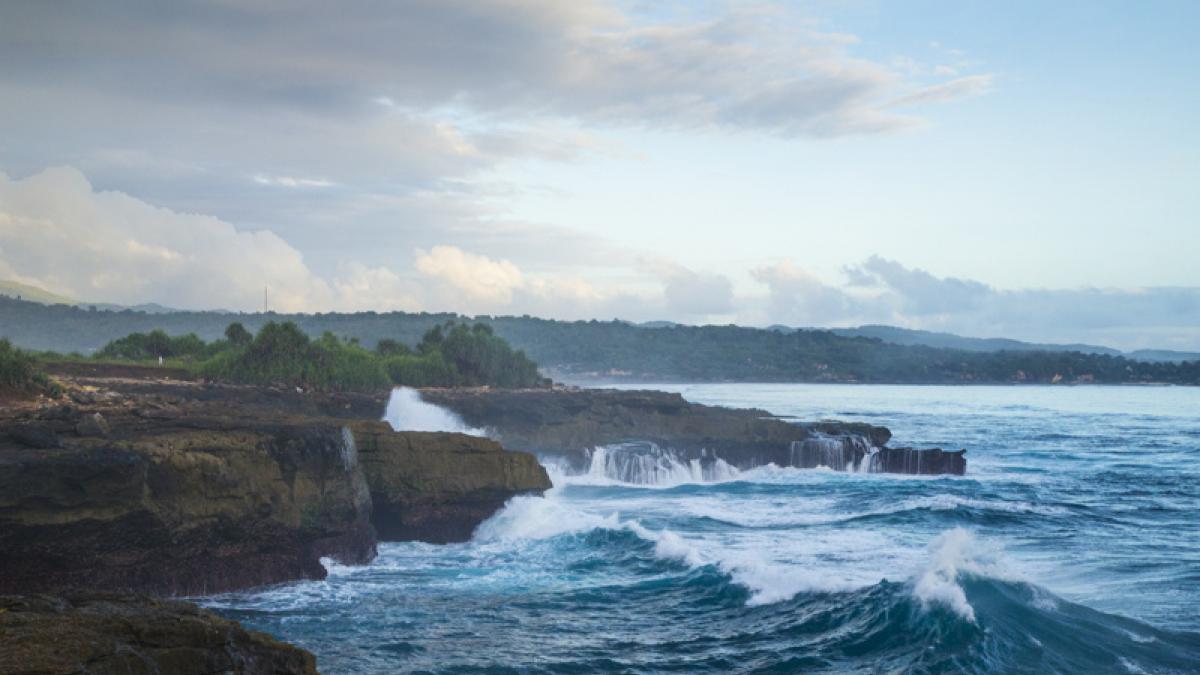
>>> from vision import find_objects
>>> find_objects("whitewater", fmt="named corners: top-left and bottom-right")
top-left (206, 384), bottom-right (1200, 673)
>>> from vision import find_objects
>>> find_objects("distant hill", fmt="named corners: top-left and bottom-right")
top-left (829, 325), bottom-right (1198, 364)
top-left (0, 279), bottom-right (179, 314)
top-left (2, 295), bottom-right (1198, 384)
top-left (1125, 349), bottom-right (1200, 364)
top-left (0, 280), bottom-right (76, 306)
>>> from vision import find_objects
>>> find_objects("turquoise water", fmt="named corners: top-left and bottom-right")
top-left (208, 384), bottom-right (1200, 673)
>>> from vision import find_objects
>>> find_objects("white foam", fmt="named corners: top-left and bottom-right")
top-left (1120, 657), bottom-right (1150, 674)
top-left (911, 528), bottom-right (1021, 622)
top-left (475, 487), bottom-right (889, 605)
top-left (551, 444), bottom-right (741, 487)
top-left (473, 493), bottom-right (620, 542)
top-left (381, 387), bottom-right (484, 435)
top-left (680, 493), bottom-right (1061, 530)
top-left (1121, 628), bottom-right (1157, 644)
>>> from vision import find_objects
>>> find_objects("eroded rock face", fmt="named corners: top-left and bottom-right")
top-left (0, 593), bottom-right (317, 674)
top-left (352, 422), bottom-right (551, 543)
top-left (0, 377), bottom-right (564, 596)
top-left (872, 447), bottom-right (967, 475)
top-left (0, 409), bottom-right (376, 596)
top-left (421, 388), bottom-right (836, 467)
top-left (421, 388), bottom-right (966, 476)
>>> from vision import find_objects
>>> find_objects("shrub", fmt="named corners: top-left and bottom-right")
top-left (201, 323), bottom-right (389, 391)
top-left (384, 352), bottom-right (458, 387)
top-left (0, 338), bottom-right (56, 396)
top-left (96, 329), bottom-right (212, 361)
top-left (224, 322), bottom-right (252, 347)
top-left (375, 338), bottom-right (412, 357)
top-left (424, 321), bottom-right (542, 387)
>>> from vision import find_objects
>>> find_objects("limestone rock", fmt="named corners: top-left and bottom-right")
top-left (0, 419), bottom-right (376, 596)
top-left (352, 422), bottom-right (551, 543)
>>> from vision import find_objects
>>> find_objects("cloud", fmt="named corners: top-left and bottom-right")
top-left (889, 75), bottom-right (993, 107)
top-left (848, 255), bottom-right (991, 315)
top-left (413, 245), bottom-right (737, 321)
top-left (0, 1), bottom-right (975, 138)
top-left (663, 269), bottom-right (734, 317)
top-left (0, 1), bottom-right (996, 288)
top-left (415, 245), bottom-right (525, 306)
top-left (835, 257), bottom-right (1200, 350)
top-left (0, 166), bottom-right (712, 321)
top-left (252, 175), bottom-right (335, 189)
top-left (751, 260), bottom-right (868, 325)
top-left (640, 260), bottom-right (735, 317)
top-left (0, 167), bottom-right (413, 312)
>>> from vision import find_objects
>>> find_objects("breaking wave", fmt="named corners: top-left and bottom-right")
top-left (465, 493), bottom-right (1200, 673)
top-left (209, 384), bottom-right (1200, 674)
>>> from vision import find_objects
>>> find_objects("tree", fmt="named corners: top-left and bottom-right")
top-left (224, 322), bottom-right (252, 347)
top-left (375, 338), bottom-right (411, 356)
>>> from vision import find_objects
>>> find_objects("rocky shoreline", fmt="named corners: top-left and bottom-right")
top-left (422, 387), bottom-right (966, 477)
top-left (0, 374), bottom-right (965, 672)
top-left (0, 373), bottom-right (549, 672)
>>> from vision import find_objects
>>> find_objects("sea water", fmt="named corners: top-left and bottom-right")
top-left (206, 384), bottom-right (1200, 673)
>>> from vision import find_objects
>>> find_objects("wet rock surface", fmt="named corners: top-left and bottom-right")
top-left (421, 387), bottom-right (964, 476)
top-left (0, 593), bottom-right (317, 674)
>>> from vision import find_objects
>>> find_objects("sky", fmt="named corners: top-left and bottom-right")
top-left (0, 0), bottom-right (1197, 351)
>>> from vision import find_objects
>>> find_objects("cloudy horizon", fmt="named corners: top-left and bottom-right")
top-left (1, 1), bottom-right (1197, 351)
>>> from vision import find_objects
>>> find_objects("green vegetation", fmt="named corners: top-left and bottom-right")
top-left (3, 295), bottom-right (1198, 385)
top-left (200, 322), bottom-right (390, 391)
top-left (0, 338), bottom-right (58, 397)
top-left (96, 329), bottom-right (216, 361)
top-left (419, 321), bottom-right (541, 388)
top-left (81, 319), bottom-right (546, 391)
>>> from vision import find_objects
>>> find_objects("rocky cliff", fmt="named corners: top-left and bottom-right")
top-left (0, 376), bottom-right (550, 597)
top-left (421, 388), bottom-right (965, 476)
top-left (0, 593), bottom-right (317, 674)
top-left (353, 423), bottom-right (550, 542)
top-left (0, 407), bottom-right (376, 596)
top-left (0, 374), bottom-right (556, 672)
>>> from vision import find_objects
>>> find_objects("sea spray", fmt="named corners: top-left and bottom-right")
top-left (381, 386), bottom-right (484, 435)
top-left (912, 527), bottom-right (1021, 622)
top-left (564, 442), bottom-right (740, 486)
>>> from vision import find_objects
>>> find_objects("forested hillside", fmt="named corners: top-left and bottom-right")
top-left (3, 296), bottom-right (1197, 385)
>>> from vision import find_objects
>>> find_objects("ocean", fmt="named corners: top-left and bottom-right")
top-left (206, 384), bottom-right (1200, 673)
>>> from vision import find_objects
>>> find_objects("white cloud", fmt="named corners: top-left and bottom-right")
top-left (751, 260), bottom-right (869, 325)
top-left (415, 245), bottom-right (525, 306)
top-left (0, 1), bottom-right (959, 138)
top-left (252, 174), bottom-right (335, 189)
top-left (0, 166), bottom-right (703, 320)
top-left (0, 167), bottom-right (408, 312)
top-left (643, 260), bottom-right (735, 317)
top-left (0, 1), bottom-right (997, 286)
top-left (889, 75), bottom-right (993, 108)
